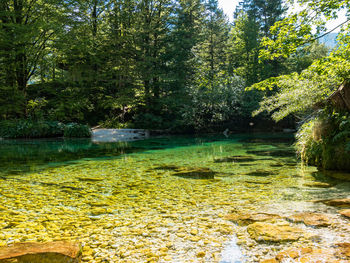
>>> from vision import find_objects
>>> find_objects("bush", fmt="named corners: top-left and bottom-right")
top-left (296, 108), bottom-right (350, 171)
top-left (0, 120), bottom-right (91, 139)
top-left (98, 117), bottom-right (134, 129)
top-left (63, 123), bottom-right (91, 138)
top-left (0, 120), bottom-right (65, 138)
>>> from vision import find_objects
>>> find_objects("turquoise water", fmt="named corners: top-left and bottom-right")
top-left (0, 134), bottom-right (349, 262)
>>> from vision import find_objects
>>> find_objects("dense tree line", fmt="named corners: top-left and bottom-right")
top-left (0, 0), bottom-right (329, 132)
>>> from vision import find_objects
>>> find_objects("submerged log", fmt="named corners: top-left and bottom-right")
top-left (0, 241), bottom-right (81, 263)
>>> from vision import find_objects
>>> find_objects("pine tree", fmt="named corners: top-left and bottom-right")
top-left (231, 0), bottom-right (286, 85)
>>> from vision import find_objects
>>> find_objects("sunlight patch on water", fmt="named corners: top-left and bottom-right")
top-left (220, 236), bottom-right (244, 263)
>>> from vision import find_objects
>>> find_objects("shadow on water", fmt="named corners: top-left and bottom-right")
top-left (214, 155), bottom-right (256, 163)
top-left (0, 136), bottom-right (217, 176)
top-left (0, 133), bottom-right (295, 177)
top-left (246, 149), bottom-right (296, 157)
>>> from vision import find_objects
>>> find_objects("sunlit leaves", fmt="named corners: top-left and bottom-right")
top-left (252, 55), bottom-right (350, 121)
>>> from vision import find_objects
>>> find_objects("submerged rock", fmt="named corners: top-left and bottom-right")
top-left (303, 181), bottom-right (333, 188)
top-left (287, 212), bottom-right (331, 227)
top-left (245, 170), bottom-right (276, 177)
top-left (244, 180), bottom-right (272, 185)
top-left (153, 165), bottom-right (179, 171)
top-left (275, 247), bottom-right (313, 261)
top-left (246, 149), bottom-right (295, 157)
top-left (260, 259), bottom-right (278, 263)
top-left (323, 171), bottom-right (350, 181)
top-left (172, 167), bottom-right (215, 179)
top-left (224, 212), bottom-right (280, 226)
top-left (240, 137), bottom-right (294, 144)
top-left (0, 241), bottom-right (81, 263)
top-left (247, 222), bottom-right (305, 242)
top-left (152, 165), bottom-right (216, 179)
top-left (77, 177), bottom-right (104, 182)
top-left (90, 207), bottom-right (108, 216)
top-left (262, 244), bottom-right (350, 263)
top-left (334, 242), bottom-right (350, 257)
top-left (339, 209), bottom-right (350, 218)
top-left (284, 248), bottom-right (336, 262)
top-left (213, 155), bottom-right (256, 163)
top-left (321, 198), bottom-right (350, 208)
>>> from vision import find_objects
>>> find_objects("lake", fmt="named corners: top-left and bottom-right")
top-left (0, 134), bottom-right (349, 262)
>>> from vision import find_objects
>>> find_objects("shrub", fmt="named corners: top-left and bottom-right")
top-left (63, 123), bottom-right (91, 138)
top-left (0, 120), bottom-right (65, 138)
top-left (0, 120), bottom-right (90, 139)
top-left (296, 109), bottom-right (350, 171)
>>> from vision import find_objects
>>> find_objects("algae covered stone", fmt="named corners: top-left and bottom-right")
top-left (263, 246), bottom-right (343, 263)
top-left (172, 167), bottom-right (216, 179)
top-left (287, 212), bottom-right (331, 227)
top-left (321, 198), bottom-right (350, 208)
top-left (303, 182), bottom-right (333, 188)
top-left (339, 209), bottom-right (350, 218)
top-left (334, 242), bottom-right (350, 257)
top-left (224, 212), bottom-right (280, 226)
top-left (214, 155), bottom-right (256, 163)
top-left (0, 241), bottom-right (81, 263)
top-left (247, 222), bottom-right (305, 242)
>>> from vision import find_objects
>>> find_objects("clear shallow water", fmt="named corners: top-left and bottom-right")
top-left (0, 134), bottom-right (349, 262)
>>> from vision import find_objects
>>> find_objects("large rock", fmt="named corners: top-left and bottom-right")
top-left (262, 245), bottom-right (348, 263)
top-left (154, 165), bottom-right (216, 179)
top-left (275, 247), bottom-right (313, 261)
top-left (172, 167), bottom-right (216, 179)
top-left (279, 248), bottom-right (339, 263)
top-left (247, 222), bottom-right (305, 242)
top-left (213, 155), bottom-right (256, 163)
top-left (321, 198), bottom-right (350, 208)
top-left (287, 212), bottom-right (331, 227)
top-left (323, 171), bottom-right (350, 181)
top-left (0, 241), bottom-right (81, 263)
top-left (334, 243), bottom-right (350, 257)
top-left (224, 212), bottom-right (280, 226)
top-left (303, 182), bottom-right (333, 188)
top-left (339, 209), bottom-right (350, 218)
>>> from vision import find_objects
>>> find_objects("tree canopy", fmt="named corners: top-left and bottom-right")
top-left (0, 0), bottom-right (340, 133)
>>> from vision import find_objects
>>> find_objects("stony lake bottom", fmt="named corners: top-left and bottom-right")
top-left (0, 134), bottom-right (349, 263)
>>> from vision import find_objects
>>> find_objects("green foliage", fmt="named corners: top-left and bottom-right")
top-left (0, 120), bottom-right (91, 139)
top-left (27, 98), bottom-right (48, 120)
top-left (98, 117), bottom-right (133, 129)
top-left (0, 0), bottom-right (78, 117)
top-left (183, 75), bottom-right (246, 131)
top-left (295, 119), bottom-right (322, 165)
top-left (0, 0), bottom-right (300, 131)
top-left (63, 123), bottom-right (91, 138)
top-left (296, 109), bottom-right (350, 170)
top-left (0, 120), bottom-right (65, 139)
top-left (250, 0), bottom-right (350, 123)
top-left (251, 51), bottom-right (350, 121)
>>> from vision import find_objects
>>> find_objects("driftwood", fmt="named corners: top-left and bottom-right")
top-left (328, 81), bottom-right (350, 111)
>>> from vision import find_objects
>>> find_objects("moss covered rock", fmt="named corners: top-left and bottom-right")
top-left (247, 222), bottom-right (305, 242)
top-left (296, 109), bottom-right (350, 173)
top-left (0, 241), bottom-right (81, 263)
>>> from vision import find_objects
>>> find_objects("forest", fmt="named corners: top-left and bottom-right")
top-left (0, 0), bottom-right (350, 169)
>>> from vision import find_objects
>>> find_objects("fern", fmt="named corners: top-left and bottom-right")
top-left (333, 131), bottom-right (350, 142)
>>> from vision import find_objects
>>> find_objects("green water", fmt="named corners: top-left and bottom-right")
top-left (0, 134), bottom-right (349, 262)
